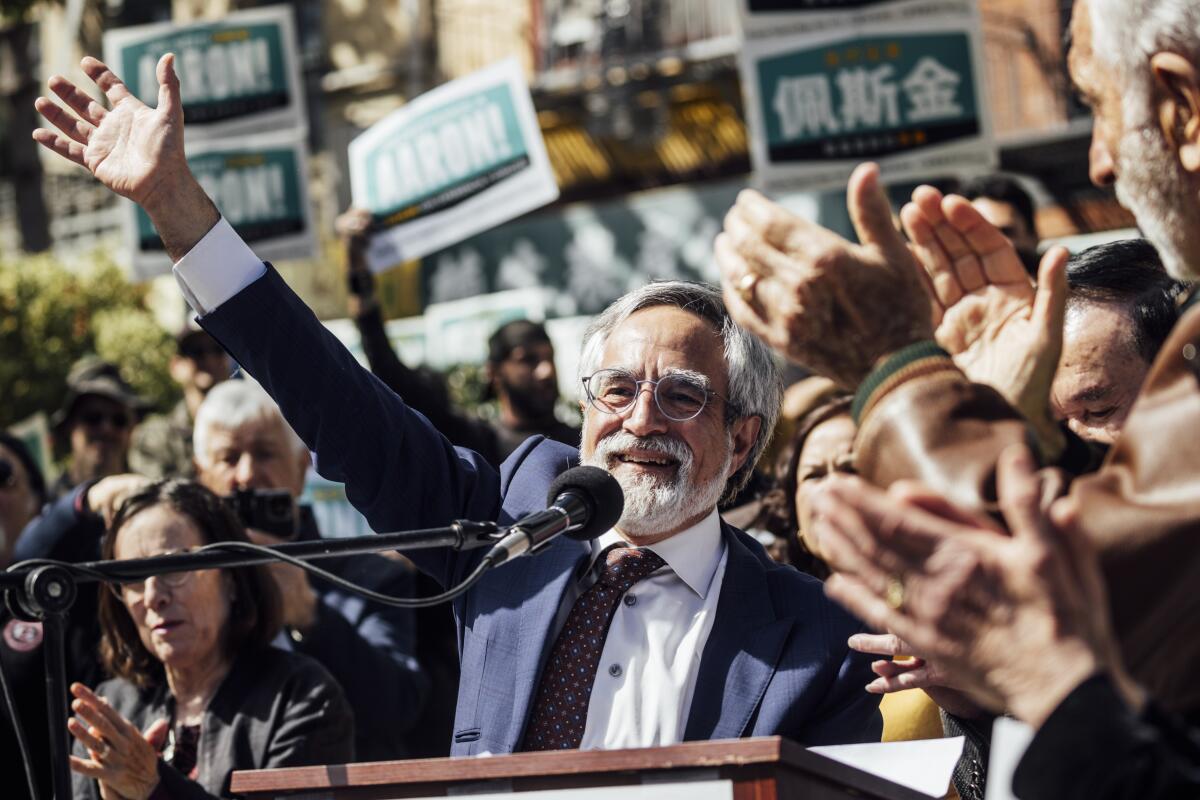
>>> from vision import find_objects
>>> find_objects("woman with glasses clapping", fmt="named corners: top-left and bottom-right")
top-left (68, 480), bottom-right (353, 800)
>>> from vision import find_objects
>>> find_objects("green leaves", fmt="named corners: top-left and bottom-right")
top-left (0, 251), bottom-right (178, 430)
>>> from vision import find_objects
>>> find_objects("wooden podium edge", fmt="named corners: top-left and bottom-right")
top-left (232, 736), bottom-right (933, 800)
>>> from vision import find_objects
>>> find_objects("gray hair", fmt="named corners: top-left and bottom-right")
top-left (1088, 0), bottom-right (1200, 127)
top-left (578, 281), bottom-right (783, 501)
top-left (193, 379), bottom-right (307, 465)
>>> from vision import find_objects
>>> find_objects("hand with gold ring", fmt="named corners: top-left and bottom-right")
top-left (736, 271), bottom-right (760, 305)
top-left (68, 683), bottom-right (169, 800)
top-left (884, 575), bottom-right (905, 610)
top-left (715, 163), bottom-right (935, 390)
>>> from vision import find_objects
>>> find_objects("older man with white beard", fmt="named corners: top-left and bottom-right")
top-left (709, 0), bottom-right (1200, 740)
top-left (29, 55), bottom-right (882, 755)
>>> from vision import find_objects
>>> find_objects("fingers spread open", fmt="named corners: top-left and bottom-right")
top-left (81, 56), bottom-right (134, 106)
top-left (35, 97), bottom-right (93, 146)
top-left (48, 75), bottom-right (107, 127)
top-left (32, 128), bottom-right (87, 167)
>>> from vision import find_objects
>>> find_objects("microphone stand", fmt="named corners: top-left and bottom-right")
top-left (1, 519), bottom-right (502, 800)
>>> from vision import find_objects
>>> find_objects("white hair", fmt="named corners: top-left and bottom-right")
top-left (577, 280), bottom-right (783, 501)
top-left (193, 379), bottom-right (307, 465)
top-left (1089, 0), bottom-right (1200, 128)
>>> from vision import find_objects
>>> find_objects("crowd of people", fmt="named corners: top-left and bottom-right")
top-left (5, 0), bottom-right (1200, 797)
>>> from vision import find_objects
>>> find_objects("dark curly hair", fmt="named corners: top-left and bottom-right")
top-left (98, 480), bottom-right (282, 688)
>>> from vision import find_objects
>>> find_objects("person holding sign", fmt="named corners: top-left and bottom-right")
top-left (34, 55), bottom-right (881, 756)
top-left (339, 207), bottom-right (579, 468)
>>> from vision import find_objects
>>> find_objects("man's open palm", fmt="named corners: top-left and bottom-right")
top-left (33, 55), bottom-right (186, 209)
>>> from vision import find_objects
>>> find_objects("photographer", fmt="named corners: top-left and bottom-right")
top-left (191, 380), bottom-right (430, 760)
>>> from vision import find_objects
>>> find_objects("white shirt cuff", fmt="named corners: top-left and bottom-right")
top-left (172, 217), bottom-right (267, 316)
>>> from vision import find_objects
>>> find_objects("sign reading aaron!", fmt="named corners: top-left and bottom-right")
top-left (129, 136), bottom-right (314, 279)
top-left (102, 5), bottom-right (305, 138)
top-left (350, 58), bottom-right (560, 272)
top-left (739, 0), bottom-right (995, 193)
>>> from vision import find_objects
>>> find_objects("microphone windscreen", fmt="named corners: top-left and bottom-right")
top-left (546, 465), bottom-right (624, 541)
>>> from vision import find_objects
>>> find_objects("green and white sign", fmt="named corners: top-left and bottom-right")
top-left (127, 133), bottom-right (314, 278)
top-left (349, 58), bottom-right (559, 272)
top-left (740, 0), bottom-right (995, 193)
top-left (103, 5), bottom-right (305, 140)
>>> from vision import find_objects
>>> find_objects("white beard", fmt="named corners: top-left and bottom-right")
top-left (581, 426), bottom-right (731, 539)
top-left (1115, 125), bottom-right (1200, 282)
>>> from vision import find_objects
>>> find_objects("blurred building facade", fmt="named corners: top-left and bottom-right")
top-left (0, 0), bottom-right (1132, 318)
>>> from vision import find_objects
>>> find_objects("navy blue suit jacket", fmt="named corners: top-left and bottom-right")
top-left (200, 267), bottom-right (882, 755)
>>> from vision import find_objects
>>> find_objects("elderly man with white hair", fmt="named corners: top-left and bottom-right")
top-left (190, 380), bottom-right (430, 761)
top-left (31, 48), bottom-right (884, 753)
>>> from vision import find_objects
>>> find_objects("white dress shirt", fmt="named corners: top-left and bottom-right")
top-left (580, 509), bottom-right (727, 750)
top-left (171, 219), bottom-right (731, 751)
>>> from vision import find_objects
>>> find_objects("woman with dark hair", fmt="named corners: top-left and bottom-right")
top-left (67, 480), bottom-right (354, 800)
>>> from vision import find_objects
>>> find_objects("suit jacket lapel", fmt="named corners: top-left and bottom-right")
top-left (684, 523), bottom-right (794, 741)
top-left (504, 538), bottom-right (590, 749)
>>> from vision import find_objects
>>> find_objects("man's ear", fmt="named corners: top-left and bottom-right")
top-left (727, 414), bottom-right (763, 479)
top-left (1151, 52), bottom-right (1200, 172)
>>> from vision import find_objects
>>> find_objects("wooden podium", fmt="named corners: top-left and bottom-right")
top-left (231, 737), bottom-right (933, 800)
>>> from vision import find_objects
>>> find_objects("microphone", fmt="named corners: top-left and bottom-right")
top-left (484, 466), bottom-right (624, 567)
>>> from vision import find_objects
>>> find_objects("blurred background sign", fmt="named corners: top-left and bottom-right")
top-left (128, 133), bottom-right (314, 278)
top-left (102, 4), bottom-right (307, 141)
top-left (739, 0), bottom-right (996, 193)
top-left (349, 58), bottom-right (559, 271)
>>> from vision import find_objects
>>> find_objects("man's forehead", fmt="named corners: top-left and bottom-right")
top-left (209, 414), bottom-right (286, 445)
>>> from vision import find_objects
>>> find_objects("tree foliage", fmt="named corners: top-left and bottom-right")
top-left (0, 251), bottom-right (178, 430)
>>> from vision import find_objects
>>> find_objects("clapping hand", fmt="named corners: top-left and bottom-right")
top-left (68, 683), bottom-right (169, 800)
top-left (814, 446), bottom-right (1144, 728)
top-left (716, 163), bottom-right (935, 390)
top-left (900, 186), bottom-right (1070, 455)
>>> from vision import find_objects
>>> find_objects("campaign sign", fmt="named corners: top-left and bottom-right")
top-left (128, 133), bottom-right (314, 278)
top-left (740, 0), bottom-right (995, 193)
top-left (102, 5), bottom-right (305, 139)
top-left (349, 58), bottom-right (560, 272)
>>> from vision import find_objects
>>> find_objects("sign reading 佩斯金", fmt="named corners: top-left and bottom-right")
top-left (740, 0), bottom-right (995, 193)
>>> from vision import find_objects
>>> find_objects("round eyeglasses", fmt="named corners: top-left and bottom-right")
top-left (581, 368), bottom-right (732, 422)
top-left (109, 551), bottom-right (201, 602)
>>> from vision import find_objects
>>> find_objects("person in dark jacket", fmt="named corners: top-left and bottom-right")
top-left (338, 208), bottom-right (579, 467)
top-left (191, 379), bottom-right (431, 760)
top-left (69, 480), bottom-right (353, 800)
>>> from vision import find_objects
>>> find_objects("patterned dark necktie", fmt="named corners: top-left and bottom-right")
top-left (521, 546), bottom-right (666, 751)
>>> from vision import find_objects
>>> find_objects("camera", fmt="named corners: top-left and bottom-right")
top-left (221, 488), bottom-right (298, 540)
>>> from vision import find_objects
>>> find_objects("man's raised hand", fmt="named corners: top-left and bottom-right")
top-left (33, 55), bottom-right (219, 261)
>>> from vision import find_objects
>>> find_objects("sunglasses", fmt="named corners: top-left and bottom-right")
top-left (78, 410), bottom-right (133, 430)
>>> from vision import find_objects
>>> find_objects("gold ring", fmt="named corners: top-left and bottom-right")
top-left (94, 740), bottom-right (111, 760)
top-left (885, 576), bottom-right (905, 610)
top-left (737, 272), bottom-right (759, 303)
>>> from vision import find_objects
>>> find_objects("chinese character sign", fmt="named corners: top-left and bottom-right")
top-left (740, 0), bottom-right (995, 193)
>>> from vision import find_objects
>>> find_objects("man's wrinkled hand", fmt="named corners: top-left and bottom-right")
top-left (716, 163), bottom-right (934, 389)
top-left (33, 55), bottom-right (218, 261)
top-left (901, 186), bottom-right (1070, 454)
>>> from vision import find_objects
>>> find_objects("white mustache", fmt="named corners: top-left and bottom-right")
top-left (594, 432), bottom-right (692, 470)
